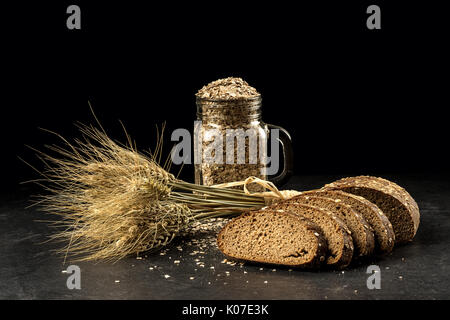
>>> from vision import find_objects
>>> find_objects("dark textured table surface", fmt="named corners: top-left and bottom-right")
top-left (1, 174), bottom-right (449, 300)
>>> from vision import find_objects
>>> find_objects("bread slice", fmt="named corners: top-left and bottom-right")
top-left (358, 176), bottom-right (420, 224)
top-left (264, 203), bottom-right (354, 269)
top-left (322, 176), bottom-right (420, 244)
top-left (217, 209), bottom-right (328, 268)
top-left (299, 190), bottom-right (395, 254)
top-left (291, 195), bottom-right (375, 257)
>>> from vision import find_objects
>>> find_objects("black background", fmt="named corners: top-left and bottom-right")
top-left (1, 1), bottom-right (450, 306)
top-left (2, 1), bottom-right (449, 194)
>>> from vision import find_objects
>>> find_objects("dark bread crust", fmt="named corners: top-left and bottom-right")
top-left (356, 176), bottom-right (420, 234)
top-left (265, 202), bottom-right (354, 269)
top-left (323, 176), bottom-right (420, 244)
top-left (217, 209), bottom-right (328, 268)
top-left (298, 190), bottom-right (395, 254)
top-left (292, 194), bottom-right (375, 257)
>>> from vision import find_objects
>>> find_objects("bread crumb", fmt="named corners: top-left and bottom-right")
top-left (164, 275), bottom-right (171, 279)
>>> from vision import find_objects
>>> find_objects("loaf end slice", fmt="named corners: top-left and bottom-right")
top-left (217, 210), bottom-right (328, 268)
top-left (352, 176), bottom-right (420, 232)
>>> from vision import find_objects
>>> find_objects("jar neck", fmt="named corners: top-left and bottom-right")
top-left (196, 96), bottom-right (262, 126)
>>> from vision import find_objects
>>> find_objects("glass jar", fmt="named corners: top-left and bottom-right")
top-left (194, 95), bottom-right (293, 191)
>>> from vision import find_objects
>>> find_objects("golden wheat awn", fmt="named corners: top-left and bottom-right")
top-left (26, 122), bottom-right (291, 263)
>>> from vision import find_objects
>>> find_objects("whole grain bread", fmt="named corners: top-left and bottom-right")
top-left (322, 176), bottom-right (420, 244)
top-left (217, 209), bottom-right (328, 268)
top-left (298, 190), bottom-right (395, 254)
top-left (291, 195), bottom-right (375, 257)
top-left (263, 203), bottom-right (354, 269)
top-left (358, 176), bottom-right (420, 225)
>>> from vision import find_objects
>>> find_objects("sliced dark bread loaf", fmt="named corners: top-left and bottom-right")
top-left (217, 209), bottom-right (328, 268)
top-left (323, 176), bottom-right (420, 244)
top-left (291, 195), bottom-right (375, 257)
top-left (299, 190), bottom-right (395, 254)
top-left (264, 203), bottom-right (354, 269)
top-left (357, 176), bottom-right (420, 224)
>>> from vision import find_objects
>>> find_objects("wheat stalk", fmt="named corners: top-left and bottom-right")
top-left (25, 123), bottom-right (269, 263)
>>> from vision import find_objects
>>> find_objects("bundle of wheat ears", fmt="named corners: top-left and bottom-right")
top-left (26, 120), bottom-right (299, 263)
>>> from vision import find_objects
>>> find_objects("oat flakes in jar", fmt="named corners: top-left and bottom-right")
top-left (194, 77), bottom-right (293, 192)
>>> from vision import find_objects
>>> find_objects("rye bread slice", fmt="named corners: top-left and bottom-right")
top-left (323, 176), bottom-right (420, 244)
top-left (264, 203), bottom-right (354, 269)
top-left (217, 209), bottom-right (328, 268)
top-left (291, 195), bottom-right (375, 257)
top-left (299, 190), bottom-right (395, 254)
top-left (357, 176), bottom-right (420, 225)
